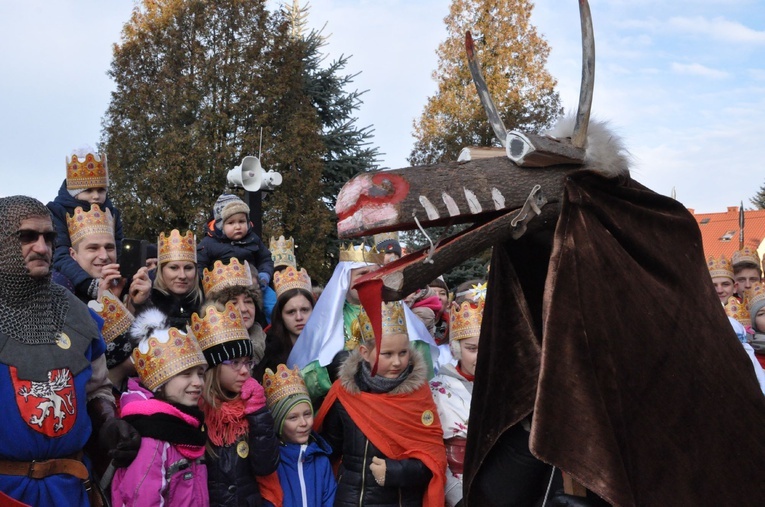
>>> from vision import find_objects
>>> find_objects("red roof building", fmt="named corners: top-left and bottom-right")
top-left (690, 206), bottom-right (765, 263)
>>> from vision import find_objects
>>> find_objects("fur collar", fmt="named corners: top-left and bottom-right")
top-left (338, 346), bottom-right (427, 395)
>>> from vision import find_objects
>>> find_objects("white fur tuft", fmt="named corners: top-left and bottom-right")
top-left (129, 308), bottom-right (167, 344)
top-left (544, 115), bottom-right (631, 178)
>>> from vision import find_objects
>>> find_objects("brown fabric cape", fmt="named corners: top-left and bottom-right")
top-left (464, 171), bottom-right (765, 506)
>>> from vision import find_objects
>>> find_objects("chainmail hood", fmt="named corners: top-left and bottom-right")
top-left (0, 196), bottom-right (68, 344)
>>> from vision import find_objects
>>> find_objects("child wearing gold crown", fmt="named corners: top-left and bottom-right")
top-left (257, 364), bottom-right (337, 507)
top-left (47, 146), bottom-right (125, 301)
top-left (429, 283), bottom-right (485, 507)
top-left (314, 301), bottom-right (447, 507)
top-left (111, 317), bottom-right (209, 506)
top-left (194, 303), bottom-right (280, 506)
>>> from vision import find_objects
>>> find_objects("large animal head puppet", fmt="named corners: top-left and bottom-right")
top-left (335, 2), bottom-right (765, 505)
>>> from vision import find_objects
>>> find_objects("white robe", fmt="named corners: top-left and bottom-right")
top-left (430, 364), bottom-right (472, 507)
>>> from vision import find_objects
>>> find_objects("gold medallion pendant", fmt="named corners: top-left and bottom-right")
top-left (236, 440), bottom-right (249, 458)
top-left (56, 332), bottom-right (72, 350)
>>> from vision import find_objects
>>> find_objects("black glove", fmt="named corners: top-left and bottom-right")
top-left (98, 416), bottom-right (141, 468)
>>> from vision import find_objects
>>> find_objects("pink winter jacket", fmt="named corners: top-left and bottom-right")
top-left (112, 381), bottom-right (209, 507)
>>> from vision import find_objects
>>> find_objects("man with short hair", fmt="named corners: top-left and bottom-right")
top-left (58, 205), bottom-right (126, 302)
top-left (732, 246), bottom-right (762, 295)
top-left (0, 196), bottom-right (139, 506)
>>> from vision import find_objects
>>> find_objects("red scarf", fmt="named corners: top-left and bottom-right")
top-left (200, 396), bottom-right (249, 446)
top-left (315, 381), bottom-right (447, 507)
top-left (456, 363), bottom-right (475, 382)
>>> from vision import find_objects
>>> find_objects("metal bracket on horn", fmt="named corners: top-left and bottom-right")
top-left (510, 185), bottom-right (547, 239)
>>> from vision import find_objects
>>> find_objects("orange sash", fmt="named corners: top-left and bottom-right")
top-left (256, 471), bottom-right (283, 507)
top-left (315, 380), bottom-right (447, 507)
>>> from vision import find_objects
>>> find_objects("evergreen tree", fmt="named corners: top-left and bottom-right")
top-left (410, 0), bottom-right (562, 165)
top-left (103, 0), bottom-right (281, 238)
top-left (278, 3), bottom-right (380, 277)
top-left (751, 181), bottom-right (765, 209)
top-left (101, 0), bottom-right (377, 282)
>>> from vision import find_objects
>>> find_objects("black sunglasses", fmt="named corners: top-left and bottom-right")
top-left (16, 229), bottom-right (56, 245)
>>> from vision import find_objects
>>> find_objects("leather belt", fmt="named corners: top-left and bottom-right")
top-left (0, 452), bottom-right (89, 481)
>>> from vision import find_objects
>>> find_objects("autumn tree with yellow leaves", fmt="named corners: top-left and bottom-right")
top-left (410, 0), bottom-right (562, 165)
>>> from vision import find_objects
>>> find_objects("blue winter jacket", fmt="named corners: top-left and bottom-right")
top-left (264, 432), bottom-right (337, 507)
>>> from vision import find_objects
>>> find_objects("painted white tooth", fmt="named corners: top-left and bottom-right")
top-left (492, 187), bottom-right (506, 210)
top-left (419, 196), bottom-right (440, 220)
top-left (464, 188), bottom-right (482, 214)
top-left (442, 192), bottom-right (460, 217)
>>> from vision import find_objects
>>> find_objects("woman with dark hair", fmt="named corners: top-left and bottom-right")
top-left (254, 267), bottom-right (314, 380)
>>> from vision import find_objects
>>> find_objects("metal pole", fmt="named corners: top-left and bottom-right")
top-left (246, 190), bottom-right (262, 239)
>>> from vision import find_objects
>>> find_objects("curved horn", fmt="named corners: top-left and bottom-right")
top-left (466, 31), bottom-right (509, 147)
top-left (571, 0), bottom-right (595, 149)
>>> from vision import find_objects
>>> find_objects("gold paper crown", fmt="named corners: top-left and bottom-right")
top-left (707, 254), bottom-right (734, 280)
top-left (66, 152), bottom-right (108, 191)
top-left (270, 236), bottom-right (296, 268)
top-left (338, 243), bottom-right (385, 264)
top-left (202, 258), bottom-right (252, 296)
top-left (450, 299), bottom-right (485, 341)
top-left (725, 295), bottom-right (750, 326)
top-left (732, 246), bottom-right (760, 268)
top-left (357, 301), bottom-right (408, 344)
top-left (132, 327), bottom-right (206, 391)
top-left (158, 230), bottom-right (196, 265)
top-left (263, 364), bottom-right (310, 409)
top-left (88, 291), bottom-right (134, 343)
top-left (66, 204), bottom-right (115, 247)
top-left (273, 266), bottom-right (312, 298)
top-left (190, 302), bottom-right (250, 353)
top-left (746, 282), bottom-right (765, 310)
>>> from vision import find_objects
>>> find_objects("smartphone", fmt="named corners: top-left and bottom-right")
top-left (119, 239), bottom-right (146, 280)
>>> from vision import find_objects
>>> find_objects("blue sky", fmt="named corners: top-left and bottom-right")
top-left (1, 0), bottom-right (763, 213)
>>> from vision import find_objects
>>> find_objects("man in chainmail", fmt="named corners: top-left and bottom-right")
top-left (0, 196), bottom-right (140, 507)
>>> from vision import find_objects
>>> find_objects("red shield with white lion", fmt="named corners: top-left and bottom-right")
top-left (11, 367), bottom-right (77, 436)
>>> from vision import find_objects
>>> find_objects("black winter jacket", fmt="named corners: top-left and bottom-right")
top-left (46, 179), bottom-right (124, 296)
top-left (134, 288), bottom-right (201, 329)
top-left (320, 350), bottom-right (434, 507)
top-left (197, 227), bottom-right (274, 279)
top-left (206, 406), bottom-right (281, 507)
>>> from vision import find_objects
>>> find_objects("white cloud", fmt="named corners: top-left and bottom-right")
top-left (668, 16), bottom-right (765, 44)
top-left (671, 62), bottom-right (729, 79)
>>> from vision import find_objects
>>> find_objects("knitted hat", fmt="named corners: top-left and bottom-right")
top-left (748, 283), bottom-right (765, 331)
top-left (190, 302), bottom-right (253, 367)
top-left (374, 232), bottom-right (402, 258)
top-left (263, 364), bottom-right (313, 434)
top-left (213, 194), bottom-right (250, 229)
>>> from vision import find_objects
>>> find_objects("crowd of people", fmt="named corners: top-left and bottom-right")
top-left (0, 148), bottom-right (490, 507)
top-left (2, 146), bottom-right (764, 507)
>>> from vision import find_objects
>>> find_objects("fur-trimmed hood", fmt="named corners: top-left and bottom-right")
top-left (338, 346), bottom-right (428, 395)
